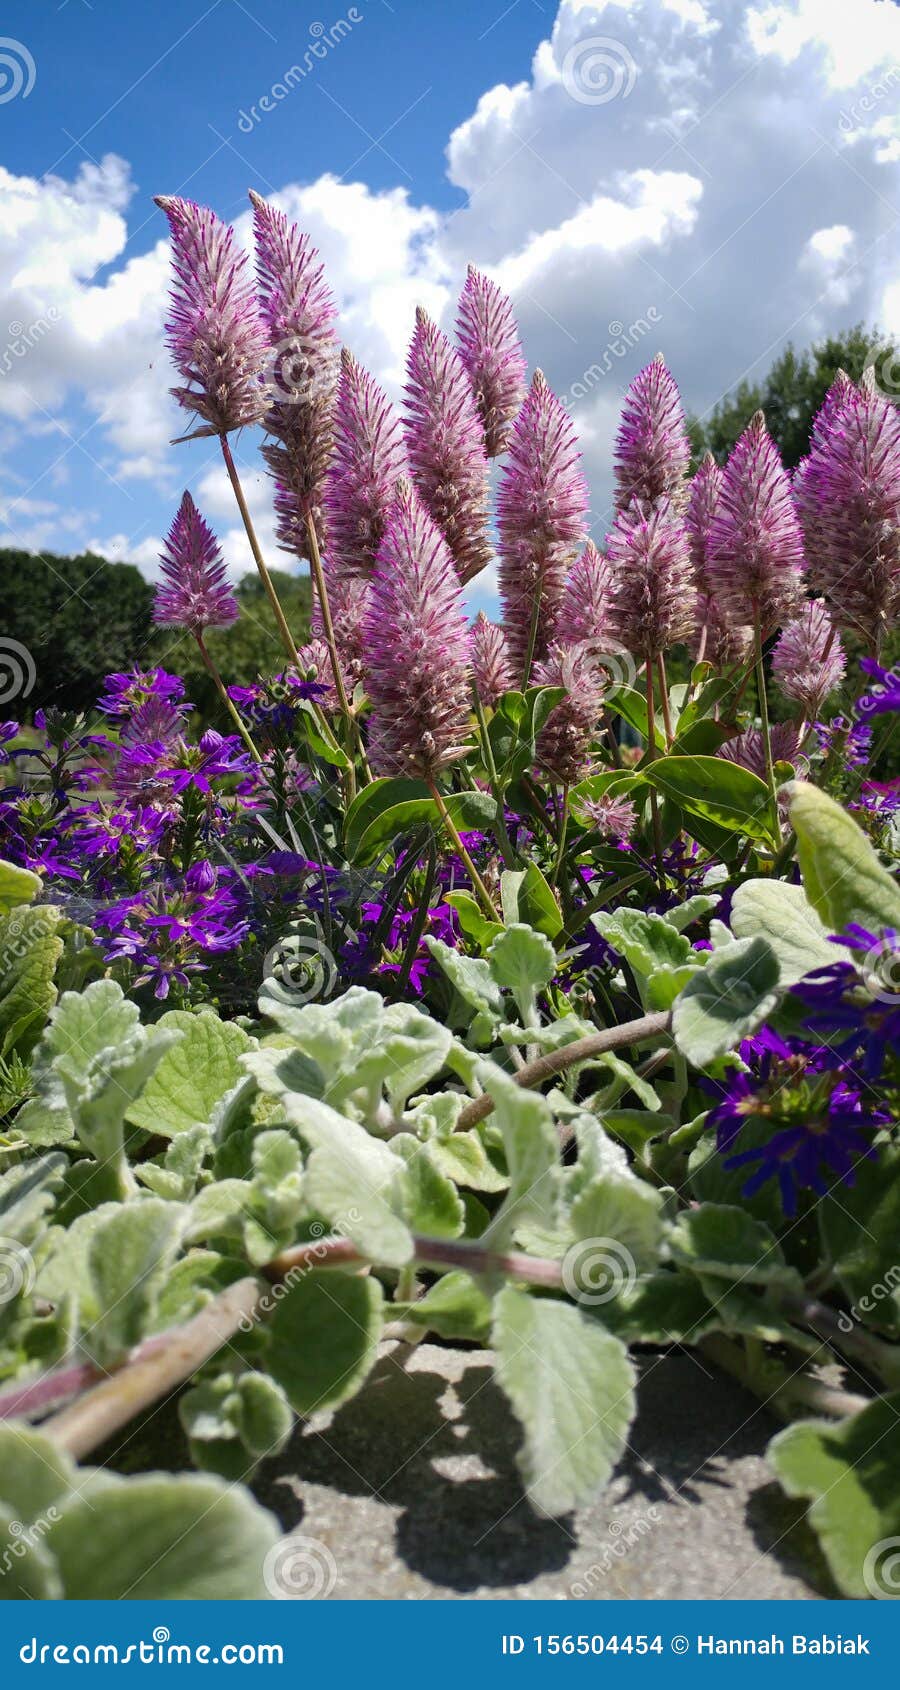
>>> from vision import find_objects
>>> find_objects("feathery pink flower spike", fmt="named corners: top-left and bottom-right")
top-left (614, 353), bottom-right (690, 514)
top-left (154, 196), bottom-right (269, 439)
top-left (455, 266), bottom-right (527, 458)
top-left (154, 493), bottom-right (239, 635)
top-left (498, 368), bottom-right (589, 680)
top-left (706, 411), bottom-right (805, 630)
top-left (794, 370), bottom-right (900, 651)
top-left (403, 307), bottom-right (491, 584)
top-left (535, 642), bottom-right (606, 786)
top-left (470, 612), bottom-right (514, 709)
top-left (718, 721), bottom-right (808, 780)
top-left (686, 451), bottom-right (752, 665)
top-left (771, 598), bottom-right (846, 720)
top-left (324, 348), bottom-right (406, 580)
top-left (606, 500), bottom-right (697, 660)
top-left (365, 481), bottom-right (472, 781)
top-left (251, 190), bottom-right (338, 557)
top-left (555, 540), bottom-right (613, 651)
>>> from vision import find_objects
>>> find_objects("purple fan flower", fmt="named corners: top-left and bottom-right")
top-left (555, 540), bottom-right (613, 651)
top-left (795, 372), bottom-right (900, 649)
top-left (497, 369), bottom-right (589, 678)
top-left (97, 669), bottom-right (188, 722)
top-left (535, 641), bottom-right (606, 785)
top-left (470, 611), bottom-right (514, 708)
top-left (364, 481), bottom-right (472, 780)
top-left (154, 196), bottom-right (269, 438)
top-left (794, 923), bottom-right (900, 1081)
top-left (455, 265), bottom-right (526, 458)
top-left (614, 354), bottom-right (690, 514)
top-left (251, 190), bottom-right (338, 556)
top-left (814, 714), bottom-right (872, 769)
top-left (771, 598), bottom-right (845, 720)
top-left (706, 411), bottom-right (806, 630)
top-left (856, 657), bottom-right (900, 720)
top-left (323, 348), bottom-right (405, 580)
top-left (717, 721), bottom-right (807, 779)
top-left (154, 492), bottom-right (239, 636)
top-left (403, 307), bottom-right (491, 584)
top-left (605, 499), bottom-right (697, 660)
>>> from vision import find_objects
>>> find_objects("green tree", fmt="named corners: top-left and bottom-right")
top-left (690, 324), bottom-right (897, 468)
top-left (0, 550), bottom-right (156, 714)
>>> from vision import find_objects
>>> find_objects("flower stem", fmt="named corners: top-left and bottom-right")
top-left (454, 1009), bottom-right (671, 1130)
top-left (305, 512), bottom-right (359, 748)
top-left (551, 784), bottom-right (569, 886)
top-left (195, 634), bottom-right (262, 763)
top-left (656, 652), bottom-right (674, 747)
top-left (644, 657), bottom-right (666, 890)
top-left (753, 613), bottom-right (778, 813)
top-left (426, 777), bottom-right (500, 921)
top-left (219, 433), bottom-right (299, 669)
top-left (473, 684), bottom-right (516, 868)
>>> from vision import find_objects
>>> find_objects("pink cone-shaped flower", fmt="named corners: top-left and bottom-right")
top-left (555, 540), bottom-right (613, 651)
top-left (455, 266), bottom-right (527, 458)
top-left (535, 641), bottom-right (606, 786)
top-left (577, 790), bottom-right (637, 844)
top-left (706, 411), bottom-right (805, 629)
top-left (606, 500), bottom-right (697, 660)
top-left (365, 481), bottom-right (472, 780)
top-left (296, 637), bottom-right (342, 713)
top-left (718, 721), bottom-right (808, 780)
top-left (154, 196), bottom-right (269, 438)
top-left (771, 597), bottom-right (845, 719)
top-left (794, 372), bottom-right (900, 648)
top-left (403, 308), bottom-right (491, 584)
top-left (251, 191), bottom-right (338, 556)
top-left (685, 451), bottom-right (752, 666)
top-left (313, 565), bottom-right (370, 694)
top-left (323, 348), bottom-right (406, 580)
top-left (154, 492), bottom-right (239, 635)
top-left (471, 612), bottom-right (514, 708)
top-left (614, 353), bottom-right (690, 514)
top-left (498, 369), bottom-right (589, 677)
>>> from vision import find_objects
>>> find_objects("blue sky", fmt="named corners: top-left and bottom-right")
top-left (2, 0), bottom-right (900, 611)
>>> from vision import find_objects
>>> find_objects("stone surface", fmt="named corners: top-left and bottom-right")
top-left (249, 1342), bottom-right (833, 1601)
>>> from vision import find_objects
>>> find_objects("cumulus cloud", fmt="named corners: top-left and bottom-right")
top-left (1, 0), bottom-right (900, 570)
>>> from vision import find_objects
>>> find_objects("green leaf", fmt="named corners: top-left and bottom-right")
top-left (596, 1271), bottom-right (726, 1345)
top-left (660, 894), bottom-right (719, 933)
top-left (478, 1065), bottom-right (561, 1246)
top-left (644, 755), bottom-right (779, 846)
top-left (769, 1394), bottom-right (900, 1597)
top-left (86, 1199), bottom-right (186, 1366)
top-left (425, 938), bottom-right (504, 1018)
top-left (287, 1095), bottom-right (414, 1266)
top-left (669, 1203), bottom-right (794, 1288)
top-left (500, 864), bottom-right (563, 939)
top-left (393, 1270), bottom-right (492, 1342)
top-left (425, 1127), bottom-right (508, 1193)
top-left (488, 923), bottom-right (557, 1023)
top-left (819, 1147), bottom-right (900, 1336)
top-left (731, 878), bottom-right (852, 988)
top-left (0, 1504), bottom-right (63, 1598)
top-left (672, 936), bottom-right (780, 1065)
top-left (268, 1270), bottom-right (384, 1415)
top-left (0, 1423), bottom-right (74, 1523)
top-left (786, 779), bottom-right (900, 934)
top-left (592, 908), bottom-right (693, 979)
top-left (0, 906), bottom-right (63, 1058)
top-left (569, 1175), bottom-right (668, 1275)
top-left (492, 1286), bottom-right (636, 1517)
top-left (443, 891), bottom-right (503, 951)
top-left (345, 778), bottom-right (494, 865)
top-left (180, 1370), bottom-right (293, 1475)
top-left (0, 859), bottom-right (41, 914)
top-left (391, 1135), bottom-right (464, 1238)
top-left (46, 1474), bottom-right (281, 1598)
top-left (125, 1011), bottom-right (254, 1139)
